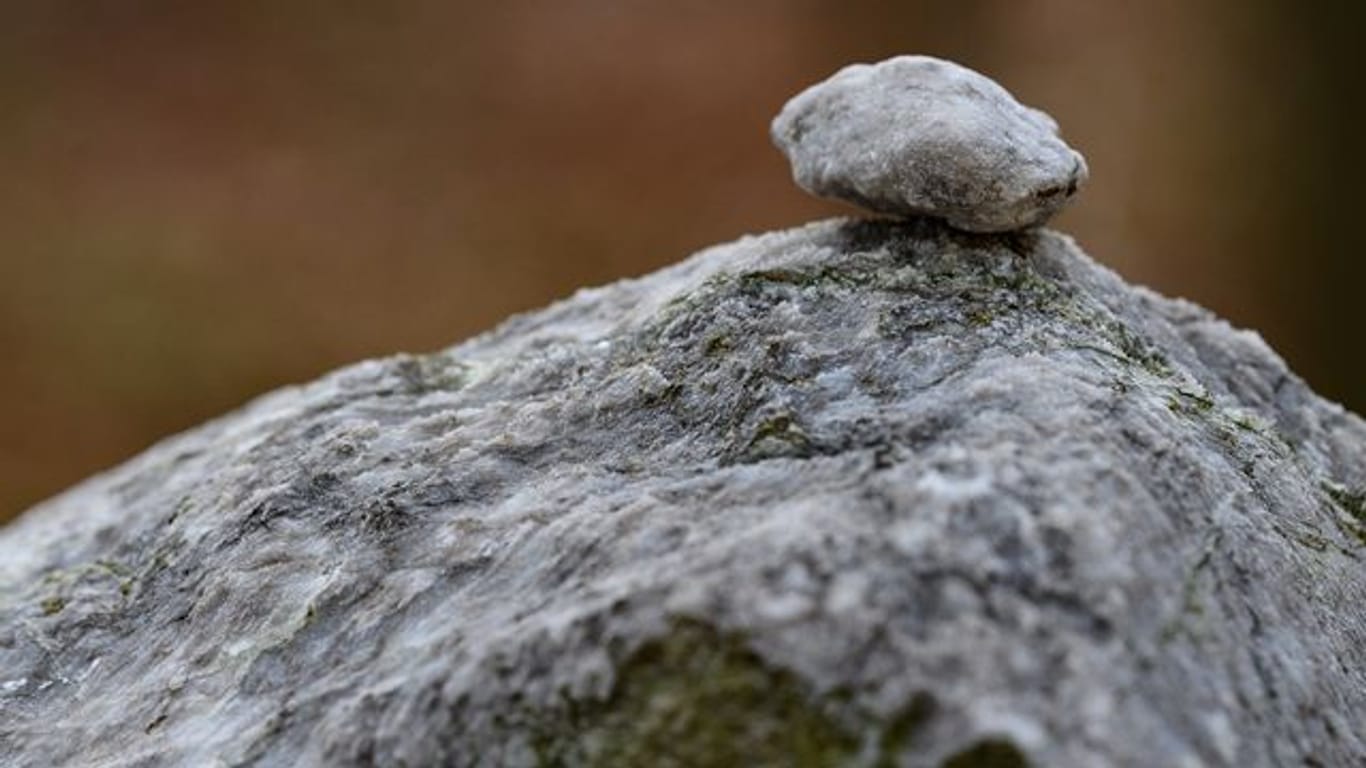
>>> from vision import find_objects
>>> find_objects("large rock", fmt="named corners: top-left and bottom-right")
top-left (2, 218), bottom-right (1364, 767)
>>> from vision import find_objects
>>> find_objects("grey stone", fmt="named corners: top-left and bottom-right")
top-left (772, 56), bottom-right (1088, 232)
top-left (2, 218), bottom-right (1364, 767)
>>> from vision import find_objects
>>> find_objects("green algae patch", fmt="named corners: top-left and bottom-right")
top-left (531, 620), bottom-right (860, 767)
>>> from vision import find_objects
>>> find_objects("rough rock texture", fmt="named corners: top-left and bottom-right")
top-left (772, 56), bottom-right (1088, 232)
top-left (2, 218), bottom-right (1365, 767)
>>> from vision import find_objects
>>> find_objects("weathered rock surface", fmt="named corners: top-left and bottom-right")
top-left (772, 56), bottom-right (1088, 231)
top-left (2, 219), bottom-right (1364, 767)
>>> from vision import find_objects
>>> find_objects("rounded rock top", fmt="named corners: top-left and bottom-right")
top-left (771, 55), bottom-right (1088, 233)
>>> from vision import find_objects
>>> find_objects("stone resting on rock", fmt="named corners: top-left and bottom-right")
top-left (1, 56), bottom-right (1364, 768)
top-left (770, 55), bottom-right (1088, 232)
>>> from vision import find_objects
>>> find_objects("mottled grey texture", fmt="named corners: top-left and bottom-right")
top-left (772, 56), bottom-right (1088, 232)
top-left (2, 219), bottom-right (1365, 767)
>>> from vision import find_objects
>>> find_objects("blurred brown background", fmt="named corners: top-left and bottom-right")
top-left (1, 2), bottom-right (1361, 522)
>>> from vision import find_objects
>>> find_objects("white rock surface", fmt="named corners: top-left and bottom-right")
top-left (772, 56), bottom-right (1088, 232)
top-left (1, 219), bottom-right (1364, 767)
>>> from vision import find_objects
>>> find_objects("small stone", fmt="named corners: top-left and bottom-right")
top-left (771, 55), bottom-right (1088, 232)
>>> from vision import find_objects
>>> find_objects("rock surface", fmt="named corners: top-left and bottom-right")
top-left (2, 218), bottom-right (1365, 767)
top-left (772, 56), bottom-right (1088, 232)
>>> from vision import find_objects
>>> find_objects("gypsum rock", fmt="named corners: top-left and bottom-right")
top-left (772, 56), bottom-right (1088, 232)
top-left (2, 219), bottom-right (1365, 767)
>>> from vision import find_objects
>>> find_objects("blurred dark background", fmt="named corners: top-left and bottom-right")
top-left (1, 2), bottom-right (1361, 522)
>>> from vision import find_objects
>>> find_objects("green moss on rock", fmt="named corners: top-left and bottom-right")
top-left (740, 413), bottom-right (813, 463)
top-left (876, 691), bottom-right (937, 767)
top-left (394, 351), bottom-right (469, 394)
top-left (940, 738), bottom-right (1029, 768)
top-left (1324, 482), bottom-right (1366, 546)
top-left (1324, 482), bottom-right (1366, 522)
top-left (531, 620), bottom-right (860, 768)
